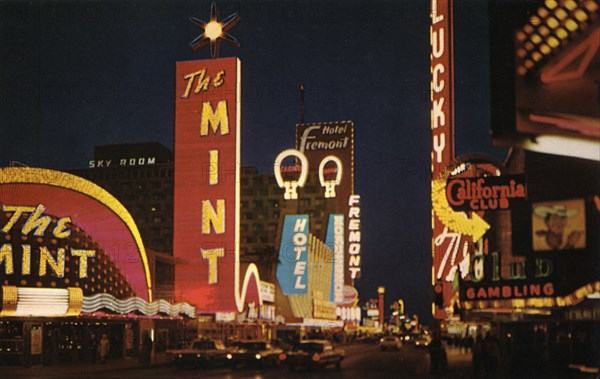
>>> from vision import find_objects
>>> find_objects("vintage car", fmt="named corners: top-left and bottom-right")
top-left (379, 335), bottom-right (403, 351)
top-left (279, 339), bottom-right (345, 371)
top-left (415, 334), bottom-right (432, 348)
top-left (166, 339), bottom-right (232, 368)
top-left (229, 340), bottom-right (283, 368)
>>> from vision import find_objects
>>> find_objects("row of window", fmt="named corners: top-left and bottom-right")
top-left (76, 167), bottom-right (174, 181)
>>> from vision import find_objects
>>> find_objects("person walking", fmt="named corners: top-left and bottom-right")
top-left (98, 334), bottom-right (110, 363)
top-left (472, 334), bottom-right (485, 377)
top-left (139, 332), bottom-right (153, 367)
top-left (484, 332), bottom-right (500, 375)
top-left (428, 332), bottom-right (445, 374)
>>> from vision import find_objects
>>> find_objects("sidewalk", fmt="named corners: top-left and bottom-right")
top-left (439, 345), bottom-right (593, 379)
top-left (442, 345), bottom-right (473, 379)
top-left (0, 353), bottom-right (171, 378)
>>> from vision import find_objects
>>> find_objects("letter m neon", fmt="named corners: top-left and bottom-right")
top-left (201, 101), bottom-right (229, 136)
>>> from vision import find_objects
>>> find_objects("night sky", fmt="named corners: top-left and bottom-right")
top-left (0, 1), bottom-right (506, 324)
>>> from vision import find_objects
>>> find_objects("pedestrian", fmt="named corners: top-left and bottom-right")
top-left (98, 334), bottom-right (110, 363)
top-left (472, 334), bottom-right (485, 377)
top-left (428, 332), bottom-right (444, 374)
top-left (89, 332), bottom-right (97, 363)
top-left (484, 332), bottom-right (500, 375)
top-left (139, 332), bottom-right (153, 367)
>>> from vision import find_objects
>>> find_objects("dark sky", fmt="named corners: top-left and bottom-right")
top-left (0, 1), bottom-right (506, 324)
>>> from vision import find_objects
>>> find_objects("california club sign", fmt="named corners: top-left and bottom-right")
top-left (446, 175), bottom-right (527, 212)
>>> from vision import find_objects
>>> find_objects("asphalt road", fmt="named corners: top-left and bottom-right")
top-left (4, 343), bottom-right (467, 379)
top-left (6, 343), bottom-right (591, 379)
top-left (107, 344), bottom-right (434, 379)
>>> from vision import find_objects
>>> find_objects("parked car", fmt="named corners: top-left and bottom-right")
top-left (280, 339), bottom-right (345, 371)
top-left (229, 340), bottom-right (283, 368)
top-left (379, 336), bottom-right (403, 351)
top-left (166, 339), bottom-right (232, 368)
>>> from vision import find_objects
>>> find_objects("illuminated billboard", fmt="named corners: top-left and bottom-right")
top-left (276, 215), bottom-right (309, 296)
top-left (532, 199), bottom-right (586, 252)
top-left (174, 57), bottom-right (261, 313)
top-left (347, 195), bottom-right (361, 280)
top-left (296, 122), bottom-right (353, 203)
top-left (461, 196), bottom-right (599, 310)
top-left (446, 175), bottom-right (527, 212)
top-left (325, 214), bottom-right (344, 303)
top-left (296, 121), bottom-right (355, 282)
top-left (430, 0), bottom-right (457, 319)
top-left (0, 168), bottom-right (151, 301)
top-left (0, 168), bottom-right (197, 318)
top-left (489, 2), bottom-right (599, 161)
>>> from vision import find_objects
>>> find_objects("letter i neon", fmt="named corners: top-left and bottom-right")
top-left (209, 150), bottom-right (219, 185)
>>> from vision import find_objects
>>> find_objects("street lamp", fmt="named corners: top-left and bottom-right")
top-left (377, 287), bottom-right (385, 331)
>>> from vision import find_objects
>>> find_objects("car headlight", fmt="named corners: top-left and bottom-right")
top-left (226, 353), bottom-right (232, 359)
top-left (196, 353), bottom-right (201, 358)
top-left (255, 354), bottom-right (262, 360)
top-left (178, 354), bottom-right (182, 358)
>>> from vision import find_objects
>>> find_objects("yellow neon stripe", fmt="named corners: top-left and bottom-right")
top-left (463, 281), bottom-right (600, 310)
top-left (0, 167), bottom-right (152, 301)
top-left (233, 58), bottom-right (262, 312)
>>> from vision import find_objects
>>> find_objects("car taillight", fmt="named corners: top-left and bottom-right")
top-left (312, 353), bottom-right (321, 362)
top-left (279, 353), bottom-right (287, 361)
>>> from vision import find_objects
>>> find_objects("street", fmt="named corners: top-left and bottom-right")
top-left (2, 344), bottom-right (474, 379)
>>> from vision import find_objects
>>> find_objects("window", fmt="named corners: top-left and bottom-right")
top-left (300, 199), bottom-right (311, 207)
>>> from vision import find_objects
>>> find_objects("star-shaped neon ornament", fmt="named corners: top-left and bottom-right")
top-left (189, 2), bottom-right (240, 59)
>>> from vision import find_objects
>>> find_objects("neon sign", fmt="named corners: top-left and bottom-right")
top-left (274, 149), bottom-right (308, 200)
top-left (174, 57), bottom-right (261, 312)
top-left (319, 156), bottom-right (343, 199)
top-left (446, 176), bottom-right (527, 211)
top-left (348, 195), bottom-right (361, 280)
top-left (326, 214), bottom-right (345, 303)
top-left (276, 215), bottom-right (309, 295)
